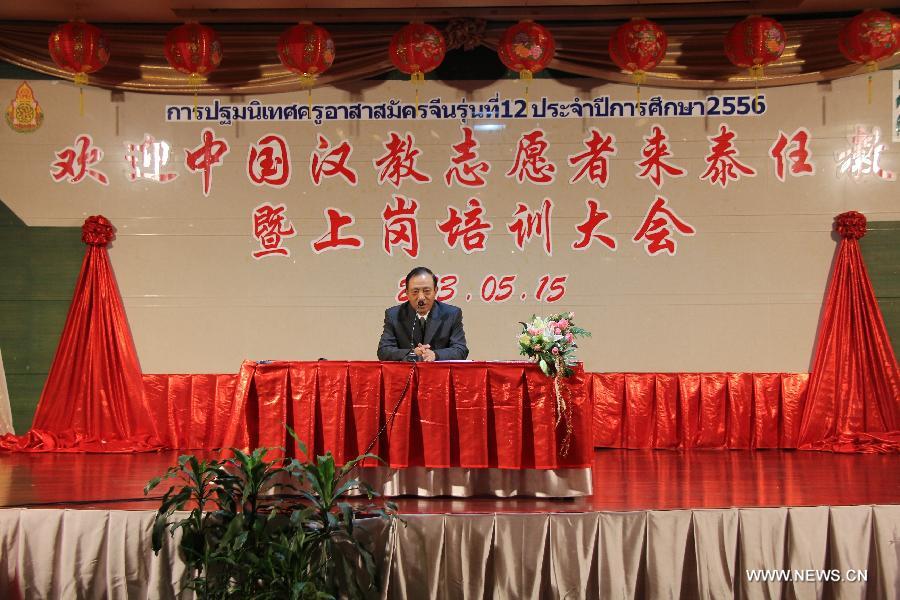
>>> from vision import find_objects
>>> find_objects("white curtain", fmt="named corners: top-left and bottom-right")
top-left (1, 505), bottom-right (898, 599)
top-left (357, 466), bottom-right (592, 497)
top-left (0, 348), bottom-right (13, 435)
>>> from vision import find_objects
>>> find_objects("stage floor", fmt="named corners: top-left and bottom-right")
top-left (1, 448), bottom-right (897, 513)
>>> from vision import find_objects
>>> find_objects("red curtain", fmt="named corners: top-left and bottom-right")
top-left (0, 217), bottom-right (162, 452)
top-left (798, 212), bottom-right (900, 452)
top-left (591, 372), bottom-right (810, 449)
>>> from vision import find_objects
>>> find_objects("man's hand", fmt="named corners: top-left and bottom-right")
top-left (414, 344), bottom-right (436, 362)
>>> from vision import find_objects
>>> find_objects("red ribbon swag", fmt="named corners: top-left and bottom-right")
top-left (0, 216), bottom-right (160, 452)
top-left (797, 212), bottom-right (900, 452)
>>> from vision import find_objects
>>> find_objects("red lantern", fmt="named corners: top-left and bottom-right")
top-left (389, 23), bottom-right (446, 81)
top-left (278, 22), bottom-right (335, 87)
top-left (838, 10), bottom-right (900, 103)
top-left (48, 21), bottom-right (109, 86)
top-left (724, 15), bottom-right (787, 78)
top-left (498, 21), bottom-right (555, 80)
top-left (609, 18), bottom-right (668, 87)
top-left (839, 10), bottom-right (900, 66)
top-left (164, 22), bottom-right (223, 84)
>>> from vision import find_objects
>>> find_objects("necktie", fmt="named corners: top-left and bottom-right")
top-left (416, 317), bottom-right (426, 346)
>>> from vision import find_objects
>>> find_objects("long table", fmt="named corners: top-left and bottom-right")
top-left (144, 360), bottom-right (593, 497)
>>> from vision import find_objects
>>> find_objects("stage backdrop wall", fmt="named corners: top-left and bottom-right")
top-left (0, 71), bottom-right (898, 432)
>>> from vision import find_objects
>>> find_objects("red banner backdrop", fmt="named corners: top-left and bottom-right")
top-left (797, 212), bottom-right (900, 452)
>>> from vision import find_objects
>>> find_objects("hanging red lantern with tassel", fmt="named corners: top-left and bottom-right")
top-left (839, 9), bottom-right (900, 65)
top-left (164, 22), bottom-right (223, 86)
top-left (838, 10), bottom-right (900, 103)
top-left (497, 20), bottom-right (555, 81)
top-left (278, 22), bottom-right (335, 119)
top-left (724, 15), bottom-right (787, 80)
top-left (278, 22), bottom-right (335, 86)
top-left (609, 18), bottom-right (667, 98)
top-left (48, 21), bottom-right (109, 114)
top-left (389, 22), bottom-right (446, 81)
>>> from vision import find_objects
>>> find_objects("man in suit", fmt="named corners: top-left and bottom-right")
top-left (377, 267), bottom-right (469, 362)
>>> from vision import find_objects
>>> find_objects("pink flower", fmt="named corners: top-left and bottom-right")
top-left (554, 327), bottom-right (561, 335)
top-left (551, 347), bottom-right (560, 355)
top-left (548, 321), bottom-right (556, 328)
top-left (557, 319), bottom-right (569, 329)
top-left (532, 344), bottom-right (542, 351)
top-left (565, 333), bottom-right (574, 342)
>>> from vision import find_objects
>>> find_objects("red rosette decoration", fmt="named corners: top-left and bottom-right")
top-left (278, 22), bottom-right (336, 87)
top-left (498, 20), bottom-right (555, 81)
top-left (164, 22), bottom-right (223, 86)
top-left (609, 18), bottom-right (668, 87)
top-left (834, 211), bottom-right (867, 240)
top-left (724, 15), bottom-right (787, 79)
top-left (48, 21), bottom-right (110, 86)
top-left (839, 9), bottom-right (900, 67)
top-left (389, 23), bottom-right (446, 82)
top-left (82, 215), bottom-right (114, 247)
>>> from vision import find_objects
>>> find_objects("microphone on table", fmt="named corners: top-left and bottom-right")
top-left (405, 315), bottom-right (421, 362)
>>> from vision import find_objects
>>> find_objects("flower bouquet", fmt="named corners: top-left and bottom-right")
top-left (518, 312), bottom-right (591, 454)
top-left (518, 312), bottom-right (591, 377)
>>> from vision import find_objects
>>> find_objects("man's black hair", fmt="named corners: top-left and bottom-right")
top-left (405, 266), bottom-right (438, 288)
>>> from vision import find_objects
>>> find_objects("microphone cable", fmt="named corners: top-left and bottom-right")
top-left (347, 362), bottom-right (417, 480)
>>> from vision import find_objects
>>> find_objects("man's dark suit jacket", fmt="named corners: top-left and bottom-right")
top-left (377, 300), bottom-right (469, 361)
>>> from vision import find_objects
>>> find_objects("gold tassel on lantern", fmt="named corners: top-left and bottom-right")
top-left (73, 72), bottom-right (88, 117)
top-left (865, 60), bottom-right (877, 105)
top-left (188, 72), bottom-right (203, 113)
top-left (749, 64), bottom-right (764, 109)
top-left (410, 70), bottom-right (424, 118)
top-left (299, 73), bottom-right (317, 119)
top-left (632, 70), bottom-right (646, 104)
top-left (519, 69), bottom-right (533, 117)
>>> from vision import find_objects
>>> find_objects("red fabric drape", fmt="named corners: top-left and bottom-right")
top-left (142, 373), bottom-right (238, 449)
top-left (590, 373), bottom-right (810, 449)
top-left (141, 369), bottom-right (816, 452)
top-left (798, 212), bottom-right (900, 453)
top-left (0, 216), bottom-right (162, 452)
top-left (217, 361), bottom-right (593, 469)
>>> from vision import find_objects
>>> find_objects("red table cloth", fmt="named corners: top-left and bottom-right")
top-left (145, 361), bottom-right (593, 469)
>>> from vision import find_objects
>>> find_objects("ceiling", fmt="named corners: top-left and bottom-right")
top-left (4, 0), bottom-right (899, 23)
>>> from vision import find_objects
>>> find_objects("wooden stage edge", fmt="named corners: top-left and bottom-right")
top-left (2, 449), bottom-right (898, 513)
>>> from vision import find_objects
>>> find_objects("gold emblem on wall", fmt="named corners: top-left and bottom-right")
top-left (5, 82), bottom-right (44, 133)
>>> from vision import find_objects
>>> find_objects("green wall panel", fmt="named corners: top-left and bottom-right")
top-left (0, 199), bottom-right (82, 433)
top-left (6, 374), bottom-right (46, 433)
top-left (861, 221), bottom-right (900, 361)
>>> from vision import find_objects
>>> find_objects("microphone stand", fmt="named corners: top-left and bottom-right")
top-left (405, 314), bottom-right (421, 362)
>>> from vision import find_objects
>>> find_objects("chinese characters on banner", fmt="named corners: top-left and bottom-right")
top-left (51, 134), bottom-right (109, 185)
top-left (49, 122), bottom-right (895, 266)
top-left (252, 203), bottom-right (296, 258)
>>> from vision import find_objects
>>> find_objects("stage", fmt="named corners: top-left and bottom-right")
top-left (1, 448), bottom-right (898, 598)
top-left (2, 448), bottom-right (898, 513)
